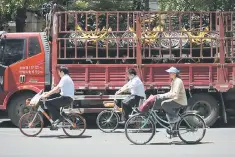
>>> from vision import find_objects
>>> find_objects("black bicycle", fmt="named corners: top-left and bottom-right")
top-left (124, 97), bottom-right (207, 145)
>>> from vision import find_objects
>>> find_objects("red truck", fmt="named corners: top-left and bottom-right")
top-left (0, 10), bottom-right (234, 127)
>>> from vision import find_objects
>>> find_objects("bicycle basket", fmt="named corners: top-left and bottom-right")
top-left (139, 95), bottom-right (157, 112)
top-left (26, 90), bottom-right (44, 107)
top-left (25, 98), bottom-right (40, 107)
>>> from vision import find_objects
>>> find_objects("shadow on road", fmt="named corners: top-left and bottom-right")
top-left (0, 120), bottom-right (16, 128)
top-left (149, 141), bottom-right (213, 145)
top-left (1, 117), bottom-right (235, 129)
top-left (38, 135), bottom-right (92, 139)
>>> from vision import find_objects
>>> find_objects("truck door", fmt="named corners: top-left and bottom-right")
top-left (23, 36), bottom-right (45, 88)
top-left (0, 38), bottom-right (26, 105)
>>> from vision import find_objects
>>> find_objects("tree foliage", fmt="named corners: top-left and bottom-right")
top-left (158, 0), bottom-right (235, 11)
top-left (67, 0), bottom-right (135, 11)
top-left (0, 0), bottom-right (48, 29)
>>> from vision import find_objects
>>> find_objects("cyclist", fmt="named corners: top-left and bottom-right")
top-left (156, 67), bottom-right (187, 136)
top-left (41, 65), bottom-right (74, 130)
top-left (157, 66), bottom-right (187, 123)
top-left (115, 68), bottom-right (146, 124)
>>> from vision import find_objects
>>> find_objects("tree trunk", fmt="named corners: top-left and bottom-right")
top-left (144, 0), bottom-right (149, 11)
top-left (133, 0), bottom-right (142, 10)
top-left (15, 0), bottom-right (28, 32)
top-left (15, 8), bottom-right (27, 32)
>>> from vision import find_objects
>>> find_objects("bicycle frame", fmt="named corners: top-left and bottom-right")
top-left (140, 99), bottom-right (179, 130)
top-left (104, 95), bottom-right (140, 122)
top-left (140, 98), bottom-right (202, 132)
top-left (28, 101), bottom-right (76, 128)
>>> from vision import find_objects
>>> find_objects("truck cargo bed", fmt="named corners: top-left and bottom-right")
top-left (61, 63), bottom-right (235, 90)
top-left (51, 11), bottom-right (235, 92)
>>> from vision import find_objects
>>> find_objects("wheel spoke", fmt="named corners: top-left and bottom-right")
top-left (62, 114), bottom-right (86, 137)
top-left (177, 113), bottom-right (206, 144)
top-left (19, 112), bottom-right (43, 137)
top-left (125, 114), bottom-right (155, 145)
top-left (96, 110), bottom-right (119, 133)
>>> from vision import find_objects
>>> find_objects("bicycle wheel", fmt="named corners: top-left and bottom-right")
top-left (96, 110), bottom-right (119, 133)
top-left (62, 114), bottom-right (86, 137)
top-left (125, 114), bottom-right (155, 145)
top-left (19, 112), bottom-right (44, 137)
top-left (177, 113), bottom-right (206, 144)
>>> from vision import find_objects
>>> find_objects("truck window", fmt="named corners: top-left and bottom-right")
top-left (4, 39), bottom-right (25, 66)
top-left (28, 37), bottom-right (41, 57)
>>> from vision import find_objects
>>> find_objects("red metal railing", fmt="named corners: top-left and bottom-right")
top-left (52, 11), bottom-right (235, 63)
top-left (51, 11), bottom-right (235, 91)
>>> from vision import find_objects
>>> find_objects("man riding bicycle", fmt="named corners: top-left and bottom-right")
top-left (40, 65), bottom-right (74, 130)
top-left (115, 68), bottom-right (146, 124)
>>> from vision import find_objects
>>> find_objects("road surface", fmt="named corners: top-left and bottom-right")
top-left (0, 125), bottom-right (234, 157)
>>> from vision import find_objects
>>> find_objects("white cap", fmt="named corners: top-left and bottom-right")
top-left (166, 67), bottom-right (180, 73)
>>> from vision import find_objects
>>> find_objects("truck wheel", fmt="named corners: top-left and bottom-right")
top-left (186, 94), bottom-right (219, 127)
top-left (7, 92), bottom-right (35, 127)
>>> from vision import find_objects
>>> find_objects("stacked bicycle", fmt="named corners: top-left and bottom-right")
top-left (124, 95), bottom-right (207, 145)
top-left (18, 90), bottom-right (87, 137)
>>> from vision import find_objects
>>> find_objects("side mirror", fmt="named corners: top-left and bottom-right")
top-left (0, 32), bottom-right (6, 48)
top-left (0, 32), bottom-right (6, 64)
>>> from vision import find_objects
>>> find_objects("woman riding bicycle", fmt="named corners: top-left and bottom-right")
top-left (157, 67), bottom-right (187, 124)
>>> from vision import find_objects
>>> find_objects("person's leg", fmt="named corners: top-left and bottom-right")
top-left (153, 98), bottom-right (166, 110)
top-left (121, 95), bottom-right (138, 122)
top-left (161, 101), bottom-right (182, 137)
top-left (45, 96), bottom-right (64, 121)
top-left (161, 101), bottom-right (182, 123)
top-left (46, 96), bottom-right (72, 122)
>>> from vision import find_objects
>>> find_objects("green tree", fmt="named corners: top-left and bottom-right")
top-left (0, 0), bottom-right (48, 31)
top-left (158, 0), bottom-right (235, 11)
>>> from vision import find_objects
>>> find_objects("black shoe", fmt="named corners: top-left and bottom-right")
top-left (50, 125), bottom-right (58, 131)
top-left (172, 132), bottom-right (178, 137)
top-left (166, 129), bottom-right (178, 138)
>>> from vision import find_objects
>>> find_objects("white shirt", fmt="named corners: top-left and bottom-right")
top-left (57, 74), bottom-right (74, 99)
top-left (125, 76), bottom-right (146, 98)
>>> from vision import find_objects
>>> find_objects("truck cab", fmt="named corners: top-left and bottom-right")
top-left (0, 32), bottom-right (50, 126)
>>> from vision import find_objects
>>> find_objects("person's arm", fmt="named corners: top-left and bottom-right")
top-left (158, 79), bottom-right (182, 100)
top-left (43, 78), bottom-right (64, 98)
top-left (116, 81), bottom-right (130, 95)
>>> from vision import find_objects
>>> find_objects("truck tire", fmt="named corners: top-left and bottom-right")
top-left (7, 92), bottom-right (35, 127)
top-left (186, 94), bottom-right (219, 127)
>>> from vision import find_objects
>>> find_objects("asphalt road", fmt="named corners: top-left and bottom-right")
top-left (0, 117), bottom-right (235, 157)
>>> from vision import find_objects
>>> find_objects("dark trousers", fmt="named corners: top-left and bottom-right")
top-left (121, 95), bottom-right (143, 121)
top-left (161, 101), bottom-right (182, 119)
top-left (154, 99), bottom-right (182, 120)
top-left (40, 94), bottom-right (73, 121)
